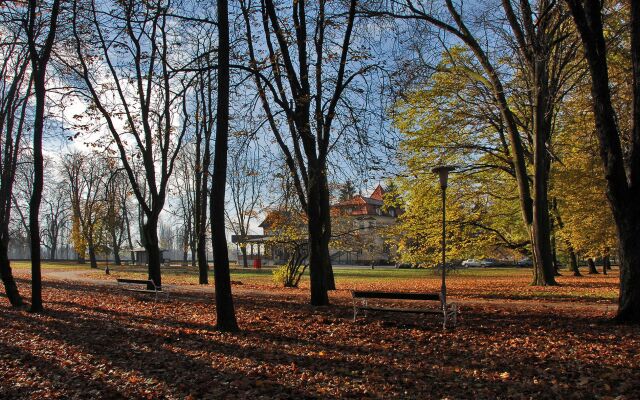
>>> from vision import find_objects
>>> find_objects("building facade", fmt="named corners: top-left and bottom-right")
top-left (256, 185), bottom-right (400, 266)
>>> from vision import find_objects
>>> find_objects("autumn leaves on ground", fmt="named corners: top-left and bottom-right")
top-left (1, 265), bottom-right (638, 399)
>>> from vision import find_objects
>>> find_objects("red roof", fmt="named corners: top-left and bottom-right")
top-left (332, 185), bottom-right (390, 216)
top-left (370, 184), bottom-right (385, 201)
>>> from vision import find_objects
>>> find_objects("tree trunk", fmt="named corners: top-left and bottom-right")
top-left (88, 243), bottom-right (98, 269)
top-left (565, 0), bottom-right (640, 323)
top-left (50, 242), bottom-right (57, 261)
top-left (197, 113), bottom-right (211, 284)
top-left (113, 248), bottom-right (121, 266)
top-left (241, 246), bottom-right (248, 269)
top-left (530, 56), bottom-right (557, 286)
top-left (26, 0), bottom-right (60, 313)
top-left (551, 222), bottom-right (561, 276)
top-left (615, 210), bottom-right (640, 322)
top-left (604, 247), bottom-right (612, 271)
top-left (0, 236), bottom-right (23, 307)
top-left (142, 217), bottom-right (162, 289)
top-left (307, 180), bottom-right (330, 306)
top-left (111, 230), bottom-right (121, 265)
top-left (319, 170), bottom-right (336, 290)
top-left (568, 244), bottom-right (581, 276)
top-left (210, 0), bottom-right (238, 332)
top-left (588, 258), bottom-right (598, 274)
top-left (602, 254), bottom-right (609, 275)
top-left (197, 238), bottom-right (209, 283)
top-left (29, 72), bottom-right (46, 313)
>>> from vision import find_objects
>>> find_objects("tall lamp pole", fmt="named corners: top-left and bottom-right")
top-left (431, 165), bottom-right (456, 309)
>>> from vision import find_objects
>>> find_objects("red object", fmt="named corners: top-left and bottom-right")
top-left (253, 258), bottom-right (262, 269)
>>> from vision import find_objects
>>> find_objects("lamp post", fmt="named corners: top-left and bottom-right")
top-left (431, 165), bottom-right (456, 309)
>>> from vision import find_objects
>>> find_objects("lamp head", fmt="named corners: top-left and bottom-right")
top-left (431, 165), bottom-right (457, 189)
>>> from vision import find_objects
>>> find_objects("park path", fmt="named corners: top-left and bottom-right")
top-left (41, 269), bottom-right (615, 316)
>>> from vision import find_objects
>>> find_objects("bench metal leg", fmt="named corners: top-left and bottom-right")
top-left (442, 305), bottom-right (447, 330)
top-left (353, 301), bottom-right (358, 321)
top-left (450, 304), bottom-right (458, 327)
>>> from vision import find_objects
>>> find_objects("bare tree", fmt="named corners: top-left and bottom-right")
top-left (26, 0), bottom-right (62, 312)
top-left (71, 0), bottom-right (190, 288)
top-left (104, 166), bottom-right (131, 265)
top-left (240, 0), bottom-right (375, 305)
top-left (0, 5), bottom-right (33, 306)
top-left (225, 139), bottom-right (265, 269)
top-left (61, 152), bottom-right (108, 269)
top-left (41, 177), bottom-right (69, 261)
top-left (211, 0), bottom-right (239, 331)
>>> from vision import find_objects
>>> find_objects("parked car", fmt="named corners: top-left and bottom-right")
top-left (462, 259), bottom-right (490, 267)
top-left (517, 258), bottom-right (533, 267)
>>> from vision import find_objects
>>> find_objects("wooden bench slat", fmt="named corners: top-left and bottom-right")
top-left (359, 306), bottom-right (443, 314)
top-left (352, 291), bottom-right (440, 301)
top-left (117, 278), bottom-right (154, 285)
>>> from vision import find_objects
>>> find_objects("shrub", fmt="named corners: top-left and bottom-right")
top-left (272, 247), bottom-right (308, 287)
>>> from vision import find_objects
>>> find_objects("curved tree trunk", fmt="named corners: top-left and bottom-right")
top-left (0, 237), bottom-right (23, 307)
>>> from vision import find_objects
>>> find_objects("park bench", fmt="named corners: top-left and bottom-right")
top-left (351, 290), bottom-right (458, 329)
top-left (116, 278), bottom-right (168, 300)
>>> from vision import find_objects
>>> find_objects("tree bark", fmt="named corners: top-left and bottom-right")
top-left (568, 244), bottom-right (581, 276)
top-left (529, 28), bottom-right (557, 286)
top-left (26, 0), bottom-right (61, 313)
top-left (588, 258), bottom-right (598, 275)
top-left (306, 167), bottom-right (330, 306)
top-left (552, 233), bottom-right (561, 276)
top-left (210, 0), bottom-right (238, 332)
top-left (0, 237), bottom-right (23, 307)
top-left (142, 217), bottom-right (162, 289)
top-left (88, 244), bottom-right (98, 269)
top-left (241, 246), bottom-right (248, 269)
top-left (615, 212), bottom-right (640, 321)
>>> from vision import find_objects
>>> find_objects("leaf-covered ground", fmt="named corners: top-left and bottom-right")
top-left (1, 272), bottom-right (638, 399)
